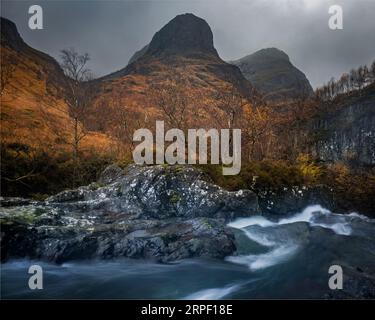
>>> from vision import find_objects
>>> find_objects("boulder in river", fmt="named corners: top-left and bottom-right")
top-left (0, 164), bottom-right (260, 263)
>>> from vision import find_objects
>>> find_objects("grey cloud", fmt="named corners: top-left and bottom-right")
top-left (2, 0), bottom-right (374, 87)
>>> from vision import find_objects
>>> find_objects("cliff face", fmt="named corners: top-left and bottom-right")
top-left (231, 48), bottom-right (313, 101)
top-left (127, 13), bottom-right (218, 65)
top-left (146, 13), bottom-right (219, 58)
top-left (1, 17), bottom-right (27, 51)
top-left (310, 85), bottom-right (375, 166)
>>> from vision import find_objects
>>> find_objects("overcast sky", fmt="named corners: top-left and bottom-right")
top-left (2, 0), bottom-right (374, 88)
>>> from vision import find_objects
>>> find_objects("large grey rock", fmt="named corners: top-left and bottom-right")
top-left (47, 164), bottom-right (260, 220)
top-left (97, 164), bottom-right (125, 185)
top-left (1, 165), bottom-right (259, 263)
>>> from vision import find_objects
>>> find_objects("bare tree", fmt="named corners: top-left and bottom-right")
top-left (241, 104), bottom-right (273, 161)
top-left (59, 48), bottom-right (93, 187)
top-left (211, 85), bottom-right (247, 129)
top-left (109, 89), bottom-right (150, 156)
top-left (315, 61), bottom-right (375, 101)
top-left (149, 73), bottom-right (192, 130)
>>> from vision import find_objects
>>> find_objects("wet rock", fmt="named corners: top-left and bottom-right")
top-left (98, 164), bottom-right (125, 185)
top-left (0, 209), bottom-right (235, 263)
top-left (259, 185), bottom-right (335, 216)
top-left (47, 164), bottom-right (260, 220)
top-left (1, 164), bottom-right (257, 263)
top-left (0, 197), bottom-right (37, 207)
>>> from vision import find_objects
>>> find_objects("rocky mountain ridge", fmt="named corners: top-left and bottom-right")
top-left (231, 47), bottom-right (314, 101)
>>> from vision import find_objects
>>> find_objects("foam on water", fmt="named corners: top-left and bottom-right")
top-left (225, 205), bottom-right (356, 271)
top-left (278, 205), bottom-right (352, 236)
top-left (348, 212), bottom-right (373, 221)
top-left (242, 229), bottom-right (276, 247)
top-left (312, 222), bottom-right (352, 235)
top-left (183, 283), bottom-right (240, 300)
top-left (278, 204), bottom-right (330, 224)
top-left (225, 244), bottom-right (299, 271)
top-left (227, 216), bottom-right (276, 228)
top-left (229, 204), bottom-right (353, 236)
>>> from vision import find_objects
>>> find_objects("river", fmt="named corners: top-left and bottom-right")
top-left (2, 205), bottom-right (375, 299)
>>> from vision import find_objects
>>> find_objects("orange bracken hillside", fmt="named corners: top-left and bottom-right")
top-left (0, 18), bottom-right (113, 156)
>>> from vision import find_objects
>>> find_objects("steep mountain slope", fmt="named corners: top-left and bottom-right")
top-left (90, 14), bottom-right (258, 132)
top-left (128, 44), bottom-right (149, 65)
top-left (231, 48), bottom-right (313, 101)
top-left (0, 17), bottom-right (111, 153)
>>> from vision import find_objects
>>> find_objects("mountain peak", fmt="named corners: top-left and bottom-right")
top-left (231, 48), bottom-right (313, 100)
top-left (252, 47), bottom-right (290, 61)
top-left (1, 17), bottom-right (26, 51)
top-left (235, 48), bottom-right (290, 65)
top-left (146, 13), bottom-right (218, 58)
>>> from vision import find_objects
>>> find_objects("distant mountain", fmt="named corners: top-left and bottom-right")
top-left (92, 13), bottom-right (258, 131)
top-left (127, 13), bottom-right (218, 65)
top-left (231, 48), bottom-right (313, 101)
top-left (101, 13), bottom-right (251, 94)
top-left (147, 13), bottom-right (219, 58)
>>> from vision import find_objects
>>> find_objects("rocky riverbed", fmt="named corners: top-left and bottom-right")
top-left (1, 165), bottom-right (260, 263)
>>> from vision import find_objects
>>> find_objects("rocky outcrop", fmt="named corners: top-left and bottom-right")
top-left (231, 48), bottom-right (313, 101)
top-left (146, 13), bottom-right (219, 59)
top-left (310, 86), bottom-right (375, 166)
top-left (127, 13), bottom-right (218, 65)
top-left (1, 17), bottom-right (26, 51)
top-left (0, 165), bottom-right (260, 263)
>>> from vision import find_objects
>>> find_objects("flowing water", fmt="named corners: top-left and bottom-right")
top-left (1, 205), bottom-right (375, 299)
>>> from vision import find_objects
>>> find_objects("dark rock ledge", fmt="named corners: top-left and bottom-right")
top-left (0, 165), bottom-right (260, 263)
